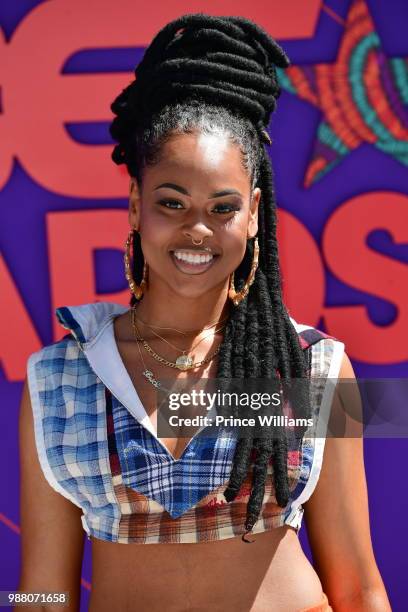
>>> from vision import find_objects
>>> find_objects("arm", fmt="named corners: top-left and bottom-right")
top-left (303, 352), bottom-right (391, 611)
top-left (16, 377), bottom-right (85, 612)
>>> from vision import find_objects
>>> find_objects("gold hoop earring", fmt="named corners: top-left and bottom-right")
top-left (228, 237), bottom-right (259, 306)
top-left (124, 230), bottom-right (148, 300)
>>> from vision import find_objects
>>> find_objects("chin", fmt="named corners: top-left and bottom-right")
top-left (167, 277), bottom-right (227, 300)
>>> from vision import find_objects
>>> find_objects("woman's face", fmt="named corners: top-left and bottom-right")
top-left (129, 130), bottom-right (261, 300)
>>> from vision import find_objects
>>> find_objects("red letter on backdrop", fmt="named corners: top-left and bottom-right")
top-left (47, 209), bottom-right (130, 341)
top-left (0, 28), bottom-right (12, 189)
top-left (0, 256), bottom-right (42, 381)
top-left (277, 208), bottom-right (325, 325)
top-left (322, 192), bottom-right (408, 363)
top-left (1, 0), bottom-right (321, 198)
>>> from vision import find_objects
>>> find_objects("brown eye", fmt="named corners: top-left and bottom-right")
top-left (213, 203), bottom-right (240, 214)
top-left (158, 199), bottom-right (184, 209)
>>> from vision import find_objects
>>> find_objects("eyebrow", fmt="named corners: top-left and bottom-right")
top-left (154, 182), bottom-right (243, 198)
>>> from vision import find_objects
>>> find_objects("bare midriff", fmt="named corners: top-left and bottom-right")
top-left (88, 525), bottom-right (325, 612)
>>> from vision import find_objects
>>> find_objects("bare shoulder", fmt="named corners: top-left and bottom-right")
top-left (17, 377), bottom-right (85, 611)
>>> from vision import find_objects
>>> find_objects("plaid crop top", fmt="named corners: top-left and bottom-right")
top-left (26, 301), bottom-right (345, 544)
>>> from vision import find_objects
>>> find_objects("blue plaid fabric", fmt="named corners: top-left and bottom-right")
top-left (27, 301), bottom-right (345, 543)
top-left (114, 393), bottom-right (238, 518)
top-left (27, 335), bottom-right (121, 540)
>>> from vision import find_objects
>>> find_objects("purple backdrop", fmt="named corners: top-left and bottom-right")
top-left (1, 1), bottom-right (407, 610)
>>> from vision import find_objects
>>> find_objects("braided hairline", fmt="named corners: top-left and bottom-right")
top-left (129, 101), bottom-right (263, 192)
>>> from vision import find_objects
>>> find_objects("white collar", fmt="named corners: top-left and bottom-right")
top-left (56, 302), bottom-right (158, 440)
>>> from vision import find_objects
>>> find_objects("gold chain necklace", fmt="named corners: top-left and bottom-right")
top-left (134, 309), bottom-right (226, 357)
top-left (132, 317), bottom-right (171, 391)
top-left (134, 311), bottom-right (229, 336)
top-left (145, 323), bottom-right (226, 359)
top-left (131, 307), bottom-right (221, 371)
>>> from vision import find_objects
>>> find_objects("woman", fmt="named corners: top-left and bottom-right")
top-left (18, 13), bottom-right (391, 612)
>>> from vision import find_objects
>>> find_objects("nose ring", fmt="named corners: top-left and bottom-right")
top-left (191, 237), bottom-right (204, 246)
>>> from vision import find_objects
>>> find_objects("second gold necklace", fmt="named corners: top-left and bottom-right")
top-left (131, 307), bottom-right (221, 371)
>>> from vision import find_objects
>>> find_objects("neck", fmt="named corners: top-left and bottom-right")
top-left (132, 277), bottom-right (232, 334)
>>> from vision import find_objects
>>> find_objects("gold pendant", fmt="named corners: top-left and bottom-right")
top-left (175, 354), bottom-right (193, 370)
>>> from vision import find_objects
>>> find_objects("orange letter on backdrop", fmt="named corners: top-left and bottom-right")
top-left (0, 256), bottom-right (42, 381)
top-left (277, 208), bottom-right (325, 325)
top-left (0, 28), bottom-right (12, 189)
top-left (47, 209), bottom-right (130, 341)
top-left (322, 192), bottom-right (408, 364)
top-left (1, 0), bottom-right (321, 198)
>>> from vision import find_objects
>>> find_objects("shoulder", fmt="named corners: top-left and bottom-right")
top-left (337, 350), bottom-right (355, 378)
top-left (26, 335), bottom-right (86, 392)
top-left (55, 300), bottom-right (128, 345)
top-left (27, 334), bottom-right (79, 368)
top-left (289, 315), bottom-right (345, 353)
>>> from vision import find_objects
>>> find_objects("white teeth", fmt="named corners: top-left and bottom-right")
top-left (173, 250), bottom-right (214, 265)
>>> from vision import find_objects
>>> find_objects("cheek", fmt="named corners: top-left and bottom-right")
top-left (219, 217), bottom-right (249, 252)
top-left (139, 210), bottom-right (173, 248)
top-left (231, 238), bottom-right (248, 267)
top-left (140, 233), bottom-right (168, 267)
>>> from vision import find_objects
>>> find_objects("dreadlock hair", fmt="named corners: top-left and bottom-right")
top-left (110, 13), bottom-right (313, 541)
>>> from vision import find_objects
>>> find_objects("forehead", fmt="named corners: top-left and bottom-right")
top-left (143, 131), bottom-right (250, 191)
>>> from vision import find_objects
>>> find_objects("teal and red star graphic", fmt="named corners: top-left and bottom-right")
top-left (277, 0), bottom-right (408, 186)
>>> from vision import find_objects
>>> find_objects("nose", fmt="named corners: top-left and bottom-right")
top-left (182, 222), bottom-right (213, 245)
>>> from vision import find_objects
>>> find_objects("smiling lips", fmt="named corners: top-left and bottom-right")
top-left (170, 248), bottom-right (219, 274)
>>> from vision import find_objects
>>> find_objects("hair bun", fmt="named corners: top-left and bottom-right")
top-left (110, 13), bottom-right (290, 155)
